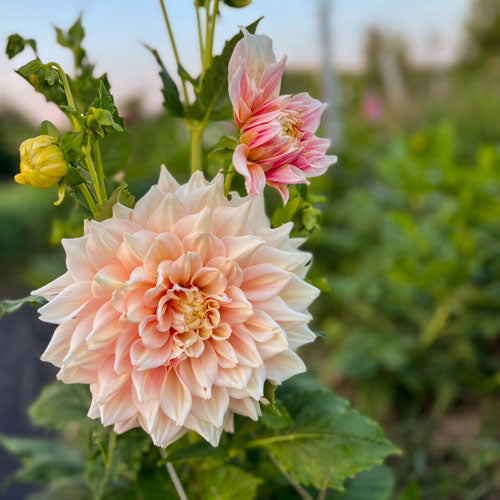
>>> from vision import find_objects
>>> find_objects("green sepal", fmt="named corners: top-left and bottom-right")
top-left (94, 184), bottom-right (136, 222)
top-left (39, 120), bottom-right (59, 139)
top-left (6, 33), bottom-right (37, 59)
top-left (0, 295), bottom-right (47, 318)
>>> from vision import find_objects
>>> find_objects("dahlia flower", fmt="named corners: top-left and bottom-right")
top-left (228, 29), bottom-right (337, 203)
top-left (34, 167), bottom-right (319, 447)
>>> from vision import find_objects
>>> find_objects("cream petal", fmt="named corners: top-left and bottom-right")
top-left (38, 281), bottom-right (92, 324)
top-left (62, 236), bottom-right (95, 281)
top-left (158, 165), bottom-right (180, 193)
top-left (112, 202), bottom-right (133, 220)
top-left (229, 396), bottom-right (261, 421)
top-left (97, 358), bottom-right (130, 404)
top-left (99, 381), bottom-right (136, 425)
top-left (174, 206), bottom-right (213, 240)
top-left (150, 411), bottom-right (186, 447)
top-left (247, 245), bottom-right (310, 275)
top-left (286, 324), bottom-right (316, 349)
top-left (184, 414), bottom-right (222, 447)
top-left (215, 365), bottom-right (252, 389)
top-left (211, 201), bottom-right (252, 237)
top-left (130, 337), bottom-right (172, 371)
top-left (241, 263), bottom-right (291, 301)
top-left (177, 359), bottom-right (206, 398)
top-left (114, 324), bottom-right (138, 373)
top-left (117, 231), bottom-right (155, 270)
top-left (264, 350), bottom-right (306, 384)
top-left (40, 318), bottom-right (78, 366)
top-left (229, 327), bottom-right (263, 368)
top-left (132, 185), bottom-right (165, 226)
top-left (191, 267), bottom-right (227, 296)
top-left (114, 414), bottom-right (139, 434)
top-left (255, 328), bottom-right (289, 360)
top-left (92, 264), bottom-right (128, 298)
top-left (258, 296), bottom-right (311, 327)
top-left (211, 338), bottom-right (238, 368)
top-left (86, 302), bottom-right (122, 348)
top-left (190, 386), bottom-right (229, 427)
top-left (132, 365), bottom-right (166, 401)
top-left (190, 342), bottom-right (218, 398)
top-left (33, 271), bottom-right (75, 300)
top-left (147, 193), bottom-right (186, 233)
top-left (169, 252), bottom-right (203, 285)
top-left (221, 235), bottom-right (264, 262)
top-left (182, 231), bottom-right (226, 263)
top-left (160, 367), bottom-right (192, 426)
top-left (220, 286), bottom-right (253, 325)
top-left (139, 316), bottom-right (168, 349)
top-left (143, 232), bottom-right (183, 275)
top-left (279, 276), bottom-right (320, 311)
top-left (244, 310), bottom-right (281, 342)
top-left (206, 256), bottom-right (243, 287)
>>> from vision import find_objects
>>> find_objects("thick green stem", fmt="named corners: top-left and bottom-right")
top-left (189, 125), bottom-right (204, 174)
top-left (48, 62), bottom-right (81, 131)
top-left (158, 0), bottom-right (190, 105)
top-left (79, 184), bottom-right (97, 216)
top-left (205, 0), bottom-right (220, 71)
top-left (93, 141), bottom-right (107, 200)
top-left (84, 139), bottom-right (103, 204)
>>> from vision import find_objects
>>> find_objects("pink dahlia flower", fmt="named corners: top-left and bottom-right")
top-left (228, 29), bottom-right (337, 203)
top-left (34, 167), bottom-right (319, 447)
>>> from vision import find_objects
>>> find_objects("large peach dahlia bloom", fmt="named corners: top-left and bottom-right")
top-left (34, 167), bottom-right (319, 447)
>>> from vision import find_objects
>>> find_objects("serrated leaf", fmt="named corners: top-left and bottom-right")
top-left (198, 465), bottom-right (262, 500)
top-left (29, 381), bottom-right (91, 430)
top-left (0, 295), bottom-right (47, 318)
top-left (99, 129), bottom-right (131, 175)
top-left (6, 33), bottom-right (37, 59)
top-left (39, 120), bottom-right (59, 139)
top-left (187, 18), bottom-right (262, 122)
top-left (330, 465), bottom-right (395, 500)
top-left (94, 184), bottom-right (135, 222)
top-left (16, 59), bottom-right (66, 105)
top-left (60, 131), bottom-right (85, 153)
top-left (247, 374), bottom-right (399, 490)
top-left (146, 44), bottom-right (184, 118)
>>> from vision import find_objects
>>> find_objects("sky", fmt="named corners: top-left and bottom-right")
top-left (0, 0), bottom-right (471, 126)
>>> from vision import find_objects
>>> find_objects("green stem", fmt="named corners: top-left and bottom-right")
top-left (189, 125), bottom-right (204, 174)
top-left (48, 62), bottom-right (81, 131)
top-left (196, 3), bottom-right (205, 59)
top-left (93, 140), bottom-right (107, 200)
top-left (205, 0), bottom-right (220, 72)
top-left (84, 139), bottom-right (103, 204)
top-left (158, 0), bottom-right (190, 105)
top-left (224, 164), bottom-right (235, 197)
top-left (78, 184), bottom-right (97, 216)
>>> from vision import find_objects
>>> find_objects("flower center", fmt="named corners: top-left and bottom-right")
top-left (280, 110), bottom-right (302, 143)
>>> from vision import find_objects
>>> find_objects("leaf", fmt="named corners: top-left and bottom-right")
top-left (16, 59), bottom-right (67, 105)
top-left (0, 295), bottom-right (47, 319)
top-left (6, 33), bottom-right (37, 59)
top-left (65, 166), bottom-right (87, 187)
top-left (208, 135), bottom-right (239, 160)
top-left (137, 450), bottom-right (177, 500)
top-left (97, 129), bottom-right (130, 176)
top-left (29, 381), bottom-right (91, 430)
top-left (55, 16), bottom-right (86, 68)
top-left (198, 465), bottom-right (262, 500)
top-left (39, 120), bottom-right (59, 139)
top-left (188, 17), bottom-right (262, 122)
top-left (329, 465), bottom-right (395, 500)
top-left (146, 44), bottom-right (184, 118)
top-left (0, 435), bottom-right (84, 485)
top-left (94, 184), bottom-right (136, 222)
top-left (247, 374), bottom-right (399, 490)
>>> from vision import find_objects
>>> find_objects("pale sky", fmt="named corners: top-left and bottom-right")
top-left (0, 0), bottom-right (470, 126)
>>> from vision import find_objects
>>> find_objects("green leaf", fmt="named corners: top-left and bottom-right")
top-left (329, 465), bottom-right (395, 500)
top-left (39, 120), bottom-right (59, 139)
top-left (99, 129), bottom-right (131, 175)
top-left (0, 295), bottom-right (47, 319)
top-left (55, 16), bottom-right (86, 68)
top-left (247, 375), bottom-right (399, 490)
top-left (29, 381), bottom-right (91, 430)
top-left (6, 33), bottom-right (37, 59)
top-left (65, 166), bottom-right (87, 187)
top-left (208, 135), bottom-right (239, 160)
top-left (198, 465), bottom-right (262, 500)
top-left (94, 184), bottom-right (135, 222)
top-left (188, 17), bottom-right (262, 122)
top-left (307, 277), bottom-right (331, 293)
top-left (60, 131), bottom-right (85, 153)
top-left (146, 44), bottom-right (184, 118)
top-left (0, 435), bottom-right (84, 485)
top-left (16, 59), bottom-right (66, 105)
top-left (137, 449), bottom-right (177, 500)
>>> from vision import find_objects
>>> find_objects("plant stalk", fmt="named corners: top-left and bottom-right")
top-left (93, 140), bottom-right (107, 200)
top-left (224, 164), bottom-right (235, 197)
top-left (189, 125), bottom-right (204, 173)
top-left (158, 0), bottom-right (190, 105)
top-left (79, 184), bottom-right (98, 216)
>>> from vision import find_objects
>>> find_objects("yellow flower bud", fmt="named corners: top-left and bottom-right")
top-left (15, 135), bottom-right (68, 189)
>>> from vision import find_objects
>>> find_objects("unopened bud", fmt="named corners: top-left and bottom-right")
top-left (15, 135), bottom-right (68, 189)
